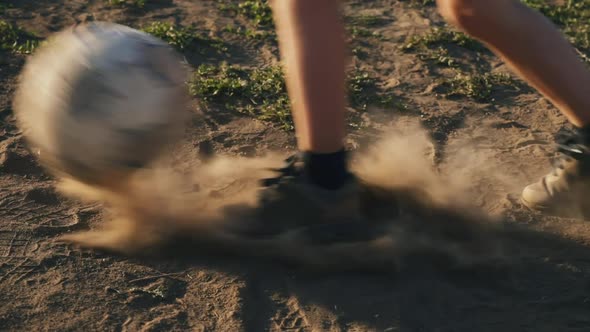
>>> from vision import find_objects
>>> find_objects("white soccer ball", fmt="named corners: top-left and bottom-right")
top-left (13, 22), bottom-right (188, 187)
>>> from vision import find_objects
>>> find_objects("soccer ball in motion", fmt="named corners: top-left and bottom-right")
top-left (13, 22), bottom-right (188, 187)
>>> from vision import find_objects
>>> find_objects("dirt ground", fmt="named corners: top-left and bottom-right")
top-left (3, 0), bottom-right (590, 331)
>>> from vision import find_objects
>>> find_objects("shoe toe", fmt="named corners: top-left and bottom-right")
top-left (521, 179), bottom-right (550, 210)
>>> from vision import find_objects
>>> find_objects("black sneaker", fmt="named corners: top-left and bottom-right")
top-left (229, 154), bottom-right (387, 245)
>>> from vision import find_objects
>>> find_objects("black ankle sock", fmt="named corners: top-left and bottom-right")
top-left (576, 125), bottom-right (590, 144)
top-left (303, 150), bottom-right (351, 190)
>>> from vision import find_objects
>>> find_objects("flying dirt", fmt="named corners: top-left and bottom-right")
top-left (59, 122), bottom-right (506, 272)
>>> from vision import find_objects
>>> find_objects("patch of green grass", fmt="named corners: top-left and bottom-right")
top-left (347, 15), bottom-right (387, 27)
top-left (418, 46), bottom-right (457, 67)
top-left (220, 0), bottom-right (273, 28)
top-left (402, 27), bottom-right (482, 52)
top-left (439, 72), bottom-right (519, 102)
top-left (401, 27), bottom-right (484, 68)
top-left (189, 64), bottom-right (292, 129)
top-left (189, 64), bottom-right (404, 129)
top-left (222, 25), bottom-right (274, 41)
top-left (236, 0), bottom-right (273, 27)
top-left (0, 20), bottom-right (40, 54)
top-left (399, 1), bottom-right (590, 102)
top-left (106, 0), bottom-right (146, 8)
top-left (523, 0), bottom-right (590, 53)
top-left (403, 0), bottom-right (436, 7)
top-left (349, 26), bottom-right (383, 40)
top-left (346, 15), bottom-right (387, 59)
top-left (404, 1), bottom-right (590, 58)
top-left (348, 70), bottom-right (403, 111)
top-left (219, 1), bottom-right (276, 44)
top-left (142, 22), bottom-right (227, 53)
top-left (142, 22), bottom-right (194, 50)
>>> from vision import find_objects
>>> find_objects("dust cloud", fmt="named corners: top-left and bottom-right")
top-left (58, 120), bottom-right (507, 272)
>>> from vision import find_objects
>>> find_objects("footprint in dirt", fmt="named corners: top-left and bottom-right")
top-left (106, 277), bottom-right (188, 309)
top-left (24, 186), bottom-right (60, 205)
top-left (0, 138), bottom-right (45, 177)
top-left (0, 182), bottom-right (98, 235)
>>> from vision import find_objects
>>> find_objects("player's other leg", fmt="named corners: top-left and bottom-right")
top-left (437, 0), bottom-right (590, 215)
top-left (233, 0), bottom-right (378, 242)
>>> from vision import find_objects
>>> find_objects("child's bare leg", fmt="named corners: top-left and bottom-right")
top-left (438, 0), bottom-right (590, 127)
top-left (438, 0), bottom-right (590, 215)
top-left (271, 0), bottom-right (346, 153)
top-left (231, 0), bottom-right (366, 241)
top-left (270, 0), bottom-right (351, 190)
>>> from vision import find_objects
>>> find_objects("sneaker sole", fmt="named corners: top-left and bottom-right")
top-left (521, 196), bottom-right (589, 219)
top-left (236, 219), bottom-right (391, 246)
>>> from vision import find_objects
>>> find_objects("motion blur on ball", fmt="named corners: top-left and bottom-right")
top-left (13, 22), bottom-right (188, 188)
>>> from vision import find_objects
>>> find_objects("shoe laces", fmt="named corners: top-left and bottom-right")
top-left (260, 153), bottom-right (304, 188)
top-left (551, 132), bottom-right (590, 176)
